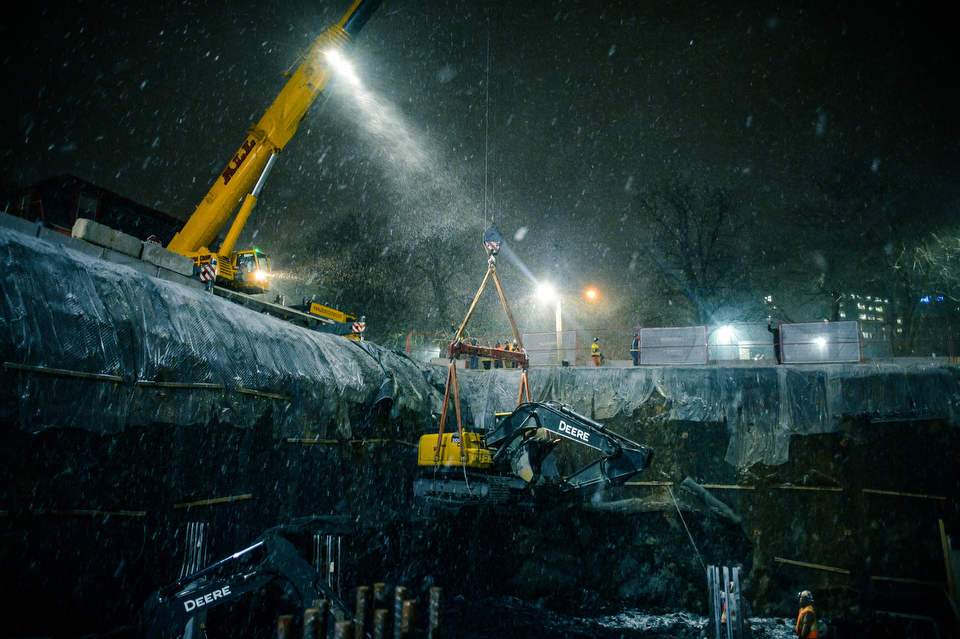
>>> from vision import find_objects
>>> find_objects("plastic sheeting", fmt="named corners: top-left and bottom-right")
top-left (452, 362), bottom-right (960, 467)
top-left (0, 227), bottom-right (442, 438)
top-left (2, 225), bottom-right (959, 467)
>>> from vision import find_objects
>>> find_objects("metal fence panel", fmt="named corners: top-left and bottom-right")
top-left (640, 326), bottom-right (707, 364)
top-left (781, 321), bottom-right (860, 363)
top-left (521, 330), bottom-right (577, 366)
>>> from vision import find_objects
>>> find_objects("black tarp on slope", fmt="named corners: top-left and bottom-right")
top-left (0, 226), bottom-right (441, 439)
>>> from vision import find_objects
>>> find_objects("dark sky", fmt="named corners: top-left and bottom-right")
top-left (3, 0), bottom-right (958, 338)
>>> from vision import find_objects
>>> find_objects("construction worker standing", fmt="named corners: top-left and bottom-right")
top-left (796, 590), bottom-right (818, 638)
top-left (591, 338), bottom-right (603, 366)
top-left (630, 333), bottom-right (640, 366)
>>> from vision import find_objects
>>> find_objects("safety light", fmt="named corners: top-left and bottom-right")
top-left (325, 49), bottom-right (360, 86)
top-left (537, 282), bottom-right (557, 302)
top-left (716, 326), bottom-right (735, 344)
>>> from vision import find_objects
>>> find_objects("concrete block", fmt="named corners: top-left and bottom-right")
top-left (140, 242), bottom-right (195, 277)
top-left (0, 211), bottom-right (41, 238)
top-left (102, 247), bottom-right (148, 270)
top-left (72, 218), bottom-right (143, 258)
top-left (37, 225), bottom-right (104, 259)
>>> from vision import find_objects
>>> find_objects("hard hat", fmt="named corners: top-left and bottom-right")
top-left (798, 590), bottom-right (814, 602)
top-left (593, 337), bottom-right (599, 342)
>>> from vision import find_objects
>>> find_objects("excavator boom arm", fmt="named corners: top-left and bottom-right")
top-left (140, 533), bottom-right (351, 639)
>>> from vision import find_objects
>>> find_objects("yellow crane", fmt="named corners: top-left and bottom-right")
top-left (166, 0), bottom-right (384, 293)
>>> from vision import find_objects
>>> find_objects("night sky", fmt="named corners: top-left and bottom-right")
top-left (3, 0), bottom-right (958, 344)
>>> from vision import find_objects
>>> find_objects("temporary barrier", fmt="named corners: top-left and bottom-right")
top-left (781, 321), bottom-right (861, 363)
top-left (640, 326), bottom-right (708, 365)
top-left (521, 330), bottom-right (577, 366)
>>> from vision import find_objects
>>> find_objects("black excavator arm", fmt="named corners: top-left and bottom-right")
top-left (487, 402), bottom-right (654, 493)
top-left (139, 533), bottom-right (351, 639)
top-left (414, 401), bottom-right (653, 506)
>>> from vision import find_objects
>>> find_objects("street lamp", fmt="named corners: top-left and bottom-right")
top-left (537, 282), bottom-right (563, 365)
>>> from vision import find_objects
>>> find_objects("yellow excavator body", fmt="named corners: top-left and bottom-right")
top-left (417, 432), bottom-right (494, 469)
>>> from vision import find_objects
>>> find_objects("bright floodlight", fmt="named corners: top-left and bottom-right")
top-left (716, 326), bottom-right (735, 344)
top-left (815, 337), bottom-right (827, 347)
top-left (537, 282), bottom-right (557, 302)
top-left (325, 49), bottom-right (360, 86)
top-left (585, 288), bottom-right (597, 300)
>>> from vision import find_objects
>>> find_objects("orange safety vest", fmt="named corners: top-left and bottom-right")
top-left (796, 605), bottom-right (818, 638)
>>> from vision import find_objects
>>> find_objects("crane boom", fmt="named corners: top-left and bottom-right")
top-left (166, 0), bottom-right (384, 261)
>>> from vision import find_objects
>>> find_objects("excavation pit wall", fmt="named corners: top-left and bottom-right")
top-left (1, 225), bottom-right (959, 636)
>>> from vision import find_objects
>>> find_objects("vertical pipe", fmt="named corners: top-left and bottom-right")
top-left (314, 599), bottom-right (330, 639)
top-left (303, 608), bottom-right (320, 639)
top-left (355, 586), bottom-right (371, 639)
top-left (708, 565), bottom-right (719, 639)
top-left (428, 587), bottom-right (442, 639)
top-left (400, 600), bottom-right (417, 639)
top-left (278, 615), bottom-right (295, 639)
top-left (334, 621), bottom-right (354, 639)
top-left (732, 567), bottom-right (743, 639)
top-left (555, 299), bottom-right (562, 364)
top-left (373, 583), bottom-right (388, 609)
top-left (722, 566), bottom-right (732, 639)
top-left (372, 608), bottom-right (391, 639)
top-left (393, 586), bottom-right (408, 639)
top-left (326, 536), bottom-right (334, 587)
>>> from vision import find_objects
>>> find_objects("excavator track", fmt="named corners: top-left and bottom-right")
top-left (413, 473), bottom-right (526, 507)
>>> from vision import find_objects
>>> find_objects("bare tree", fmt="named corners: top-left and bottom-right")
top-left (635, 178), bottom-right (753, 325)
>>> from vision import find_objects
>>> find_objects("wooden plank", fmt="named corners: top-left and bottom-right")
top-left (863, 488), bottom-right (945, 501)
top-left (4, 361), bottom-right (123, 383)
top-left (136, 380), bottom-right (223, 390)
top-left (29, 509), bottom-right (147, 517)
top-left (773, 485), bottom-right (843, 492)
top-left (700, 484), bottom-right (756, 490)
top-left (174, 494), bottom-right (252, 509)
top-left (624, 481), bottom-right (675, 487)
top-left (237, 387), bottom-right (286, 400)
top-left (775, 557), bottom-right (850, 575)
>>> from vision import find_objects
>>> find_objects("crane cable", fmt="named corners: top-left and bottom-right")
top-left (484, 25), bottom-right (490, 228)
top-left (667, 484), bottom-right (708, 575)
top-left (484, 1), bottom-right (504, 231)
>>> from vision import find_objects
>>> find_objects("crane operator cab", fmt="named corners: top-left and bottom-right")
top-left (227, 248), bottom-right (271, 294)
